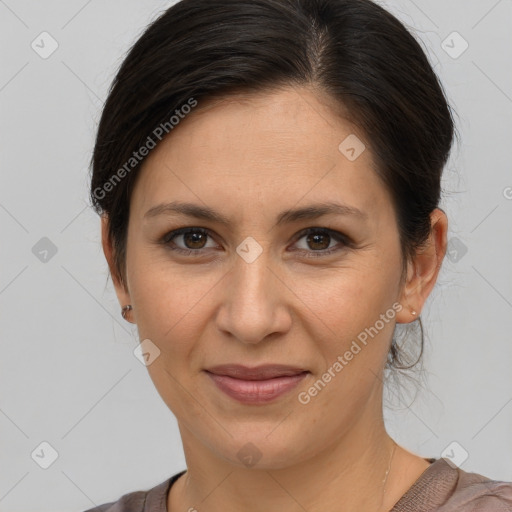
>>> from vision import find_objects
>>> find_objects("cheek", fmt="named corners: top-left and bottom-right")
top-left (297, 269), bottom-right (400, 415)
top-left (127, 250), bottom-right (221, 358)
top-left (127, 260), bottom-right (212, 416)
top-left (305, 264), bottom-right (399, 336)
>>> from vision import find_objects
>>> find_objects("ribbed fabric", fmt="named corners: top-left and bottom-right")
top-left (84, 459), bottom-right (512, 511)
top-left (390, 458), bottom-right (512, 511)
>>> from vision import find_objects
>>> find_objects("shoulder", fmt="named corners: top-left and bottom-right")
top-left (82, 472), bottom-right (184, 512)
top-left (82, 489), bottom-right (147, 512)
top-left (443, 464), bottom-right (512, 511)
top-left (392, 458), bottom-right (512, 511)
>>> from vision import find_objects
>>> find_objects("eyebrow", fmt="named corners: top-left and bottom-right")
top-left (143, 200), bottom-right (368, 226)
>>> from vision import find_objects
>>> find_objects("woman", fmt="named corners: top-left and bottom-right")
top-left (86, 0), bottom-right (512, 510)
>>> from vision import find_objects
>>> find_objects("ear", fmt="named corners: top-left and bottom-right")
top-left (395, 208), bottom-right (448, 324)
top-left (101, 215), bottom-right (134, 322)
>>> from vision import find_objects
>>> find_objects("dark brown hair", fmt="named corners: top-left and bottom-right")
top-left (89, 0), bottom-right (456, 373)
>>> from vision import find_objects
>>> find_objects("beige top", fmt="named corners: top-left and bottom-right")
top-left (84, 458), bottom-right (512, 511)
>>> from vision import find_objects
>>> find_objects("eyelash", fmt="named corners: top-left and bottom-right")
top-left (160, 227), bottom-right (352, 259)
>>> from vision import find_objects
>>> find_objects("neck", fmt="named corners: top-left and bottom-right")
top-left (169, 395), bottom-right (402, 512)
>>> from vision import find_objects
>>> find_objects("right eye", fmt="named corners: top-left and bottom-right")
top-left (162, 227), bottom-right (218, 256)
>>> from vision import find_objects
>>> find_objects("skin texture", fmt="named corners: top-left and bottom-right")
top-left (101, 85), bottom-right (448, 512)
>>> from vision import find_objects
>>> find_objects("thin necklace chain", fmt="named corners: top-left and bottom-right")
top-left (377, 440), bottom-right (397, 512)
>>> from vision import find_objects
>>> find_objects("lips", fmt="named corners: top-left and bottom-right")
top-left (205, 364), bottom-right (308, 380)
top-left (204, 364), bottom-right (309, 404)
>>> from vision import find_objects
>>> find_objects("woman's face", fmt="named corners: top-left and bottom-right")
top-left (106, 86), bottom-right (417, 469)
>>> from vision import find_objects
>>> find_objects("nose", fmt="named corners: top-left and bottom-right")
top-left (215, 244), bottom-right (292, 345)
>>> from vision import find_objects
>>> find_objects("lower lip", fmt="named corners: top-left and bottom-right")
top-left (205, 371), bottom-right (309, 404)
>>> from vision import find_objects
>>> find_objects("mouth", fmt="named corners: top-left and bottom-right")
top-left (204, 364), bottom-right (310, 404)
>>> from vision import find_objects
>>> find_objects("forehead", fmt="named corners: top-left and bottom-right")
top-left (130, 86), bottom-right (392, 228)
top-left (164, 86), bottom-right (358, 162)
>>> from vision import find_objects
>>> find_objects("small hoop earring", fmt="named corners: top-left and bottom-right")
top-left (121, 305), bottom-right (132, 320)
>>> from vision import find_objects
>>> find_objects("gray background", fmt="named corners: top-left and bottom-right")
top-left (1, 0), bottom-right (511, 510)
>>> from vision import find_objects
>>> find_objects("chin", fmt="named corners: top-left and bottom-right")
top-left (210, 429), bottom-right (312, 471)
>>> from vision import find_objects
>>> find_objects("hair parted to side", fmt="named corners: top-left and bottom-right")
top-left (89, 0), bottom-right (456, 378)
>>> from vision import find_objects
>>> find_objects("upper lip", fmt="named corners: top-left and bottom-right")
top-left (205, 364), bottom-right (308, 380)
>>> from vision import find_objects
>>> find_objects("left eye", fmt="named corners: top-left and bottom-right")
top-left (293, 228), bottom-right (347, 256)
top-left (162, 227), bottom-right (350, 258)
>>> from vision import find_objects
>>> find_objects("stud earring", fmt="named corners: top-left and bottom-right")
top-left (410, 309), bottom-right (417, 317)
top-left (121, 304), bottom-right (132, 320)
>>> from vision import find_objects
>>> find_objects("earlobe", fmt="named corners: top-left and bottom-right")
top-left (100, 215), bottom-right (133, 319)
top-left (395, 257), bottom-right (419, 324)
top-left (395, 208), bottom-right (448, 324)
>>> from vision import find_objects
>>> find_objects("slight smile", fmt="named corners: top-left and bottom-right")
top-left (204, 364), bottom-right (311, 404)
